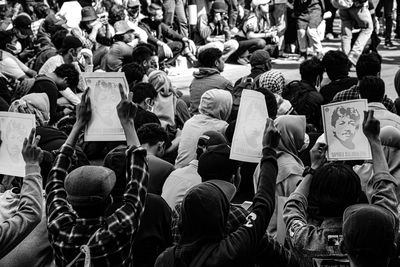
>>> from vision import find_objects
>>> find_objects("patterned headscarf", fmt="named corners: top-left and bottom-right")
top-left (258, 70), bottom-right (285, 95)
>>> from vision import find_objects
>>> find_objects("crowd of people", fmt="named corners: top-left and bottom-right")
top-left (1, 0), bottom-right (400, 266)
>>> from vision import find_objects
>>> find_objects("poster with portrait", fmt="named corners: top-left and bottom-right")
top-left (82, 72), bottom-right (129, 141)
top-left (0, 112), bottom-right (35, 177)
top-left (321, 99), bottom-right (372, 161)
top-left (230, 90), bottom-right (269, 163)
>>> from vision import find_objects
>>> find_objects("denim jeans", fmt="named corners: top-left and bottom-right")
top-left (340, 2), bottom-right (373, 64)
top-left (163, 0), bottom-right (188, 37)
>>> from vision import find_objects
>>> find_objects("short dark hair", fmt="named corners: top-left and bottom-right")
top-left (51, 29), bottom-right (68, 50)
top-left (356, 52), bottom-right (382, 79)
top-left (34, 3), bottom-right (49, 19)
top-left (132, 45), bottom-right (154, 65)
top-left (131, 82), bottom-right (158, 104)
top-left (300, 57), bottom-right (324, 84)
top-left (331, 106), bottom-right (361, 128)
top-left (359, 76), bottom-right (385, 103)
top-left (121, 62), bottom-right (145, 90)
top-left (137, 123), bottom-right (168, 146)
top-left (254, 87), bottom-right (278, 119)
top-left (321, 50), bottom-right (351, 80)
top-left (108, 4), bottom-right (125, 25)
top-left (54, 64), bottom-right (79, 88)
top-left (198, 48), bottom-right (222, 68)
top-left (308, 163), bottom-right (361, 217)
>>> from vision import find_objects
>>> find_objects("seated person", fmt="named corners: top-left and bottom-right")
top-left (320, 50), bottom-right (358, 103)
top-left (139, 4), bottom-right (197, 66)
top-left (234, 0), bottom-right (279, 64)
top-left (194, 1), bottom-right (239, 62)
top-left (131, 82), bottom-right (161, 129)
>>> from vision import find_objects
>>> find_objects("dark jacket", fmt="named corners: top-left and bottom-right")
top-left (320, 76), bottom-right (358, 104)
top-left (154, 147), bottom-right (278, 267)
top-left (189, 68), bottom-right (233, 114)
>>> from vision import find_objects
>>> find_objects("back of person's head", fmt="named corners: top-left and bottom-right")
top-left (198, 89), bottom-right (232, 121)
top-left (254, 87), bottom-right (278, 119)
top-left (108, 4), bottom-right (125, 25)
top-left (131, 82), bottom-right (158, 104)
top-left (300, 57), bottom-right (324, 85)
top-left (51, 29), bottom-right (68, 50)
top-left (322, 50), bottom-right (351, 81)
top-left (54, 64), bottom-right (80, 88)
top-left (196, 131), bottom-right (228, 159)
top-left (356, 52), bottom-right (382, 80)
top-left (359, 76), bottom-right (385, 103)
top-left (137, 123), bottom-right (168, 146)
top-left (198, 48), bottom-right (222, 68)
top-left (308, 162), bottom-right (361, 218)
top-left (59, 35), bottom-right (82, 55)
top-left (64, 166), bottom-right (116, 217)
top-left (249, 49), bottom-right (271, 70)
top-left (121, 62), bottom-right (145, 89)
top-left (257, 70), bottom-right (285, 95)
top-left (132, 44), bottom-right (154, 65)
top-left (342, 204), bottom-right (397, 267)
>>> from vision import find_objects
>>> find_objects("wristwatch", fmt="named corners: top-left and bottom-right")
top-left (302, 166), bottom-right (316, 177)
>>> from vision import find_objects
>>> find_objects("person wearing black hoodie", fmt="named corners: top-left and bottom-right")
top-left (154, 118), bottom-right (280, 267)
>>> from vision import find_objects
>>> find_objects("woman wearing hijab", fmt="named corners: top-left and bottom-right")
top-left (254, 115), bottom-right (307, 238)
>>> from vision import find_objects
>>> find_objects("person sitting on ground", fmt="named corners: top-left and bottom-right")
top-left (359, 76), bottom-right (400, 130)
top-left (0, 128), bottom-right (44, 258)
top-left (46, 87), bottom-right (149, 266)
top-left (139, 3), bottom-right (197, 66)
top-left (131, 82), bottom-right (161, 129)
top-left (194, 1), bottom-right (239, 62)
top-left (342, 110), bottom-right (399, 267)
top-left (189, 48), bottom-right (233, 114)
top-left (131, 44), bottom-right (157, 77)
top-left (126, 0), bottom-right (149, 43)
top-left (283, 57), bottom-right (324, 131)
top-left (155, 118), bottom-right (280, 266)
top-left (161, 131), bottom-right (228, 210)
top-left (234, 0), bottom-right (279, 64)
top-left (28, 64), bottom-right (79, 125)
top-left (175, 89), bottom-right (232, 168)
top-left (332, 52), bottom-right (396, 114)
top-left (284, 150), bottom-right (362, 266)
top-left (320, 50), bottom-right (358, 103)
top-left (137, 123), bottom-right (175, 195)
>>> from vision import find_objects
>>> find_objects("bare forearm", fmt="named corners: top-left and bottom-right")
top-left (122, 123), bottom-right (140, 147)
top-left (369, 138), bottom-right (389, 174)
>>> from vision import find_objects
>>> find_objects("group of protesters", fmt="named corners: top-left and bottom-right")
top-left (1, 0), bottom-right (400, 267)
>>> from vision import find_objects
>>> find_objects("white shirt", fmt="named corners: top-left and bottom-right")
top-left (58, 1), bottom-right (82, 29)
top-left (161, 160), bottom-right (201, 210)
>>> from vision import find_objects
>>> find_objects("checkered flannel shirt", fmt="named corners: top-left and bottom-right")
top-left (46, 144), bottom-right (148, 267)
top-left (171, 202), bottom-right (250, 244)
top-left (331, 85), bottom-right (397, 113)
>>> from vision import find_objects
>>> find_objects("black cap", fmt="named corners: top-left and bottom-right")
top-left (13, 14), bottom-right (33, 36)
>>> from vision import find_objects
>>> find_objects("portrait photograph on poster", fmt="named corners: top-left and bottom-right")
top-left (230, 89), bottom-right (269, 163)
top-left (82, 72), bottom-right (129, 141)
top-left (0, 112), bottom-right (35, 177)
top-left (321, 99), bottom-right (372, 161)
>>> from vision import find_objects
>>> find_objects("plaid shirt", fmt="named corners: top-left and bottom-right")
top-left (171, 202), bottom-right (249, 244)
top-left (46, 144), bottom-right (148, 267)
top-left (331, 85), bottom-right (397, 113)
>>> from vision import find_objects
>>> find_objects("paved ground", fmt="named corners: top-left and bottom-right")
top-left (169, 38), bottom-right (400, 100)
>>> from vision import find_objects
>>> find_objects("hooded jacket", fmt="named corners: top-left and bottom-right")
top-left (175, 89), bottom-right (232, 168)
top-left (189, 68), bottom-right (233, 114)
top-left (155, 147), bottom-right (278, 267)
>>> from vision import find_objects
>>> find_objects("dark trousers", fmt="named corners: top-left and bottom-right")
top-left (233, 37), bottom-right (267, 59)
top-left (375, 0), bottom-right (400, 40)
top-left (157, 41), bottom-right (184, 65)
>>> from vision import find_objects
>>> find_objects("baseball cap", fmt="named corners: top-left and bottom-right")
top-left (250, 50), bottom-right (271, 66)
top-left (13, 14), bottom-right (33, 36)
top-left (342, 204), bottom-right (396, 257)
top-left (197, 131), bottom-right (228, 149)
top-left (198, 144), bottom-right (238, 183)
top-left (211, 1), bottom-right (228, 13)
top-left (114, 20), bottom-right (134, 35)
top-left (65, 166), bottom-right (116, 207)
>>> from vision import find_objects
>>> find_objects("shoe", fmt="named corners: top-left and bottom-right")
top-left (298, 52), bottom-right (307, 62)
top-left (384, 40), bottom-right (396, 49)
top-left (237, 57), bottom-right (249, 65)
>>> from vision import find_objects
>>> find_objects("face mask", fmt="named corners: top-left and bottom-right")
top-left (6, 41), bottom-right (22, 54)
top-left (299, 133), bottom-right (310, 153)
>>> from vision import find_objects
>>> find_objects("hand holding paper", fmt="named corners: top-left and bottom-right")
top-left (75, 88), bottom-right (92, 131)
top-left (117, 84), bottom-right (137, 127)
top-left (22, 128), bottom-right (43, 165)
top-left (262, 118), bottom-right (280, 150)
top-left (363, 110), bottom-right (380, 142)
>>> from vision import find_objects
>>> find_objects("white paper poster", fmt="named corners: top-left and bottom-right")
top-left (82, 73), bottom-right (129, 141)
top-left (0, 112), bottom-right (35, 177)
top-left (321, 99), bottom-right (372, 161)
top-left (230, 90), bottom-right (269, 163)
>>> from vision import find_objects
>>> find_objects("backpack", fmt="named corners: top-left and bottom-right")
top-left (330, 0), bottom-right (353, 9)
top-left (11, 75), bottom-right (55, 102)
top-left (231, 74), bottom-right (262, 120)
